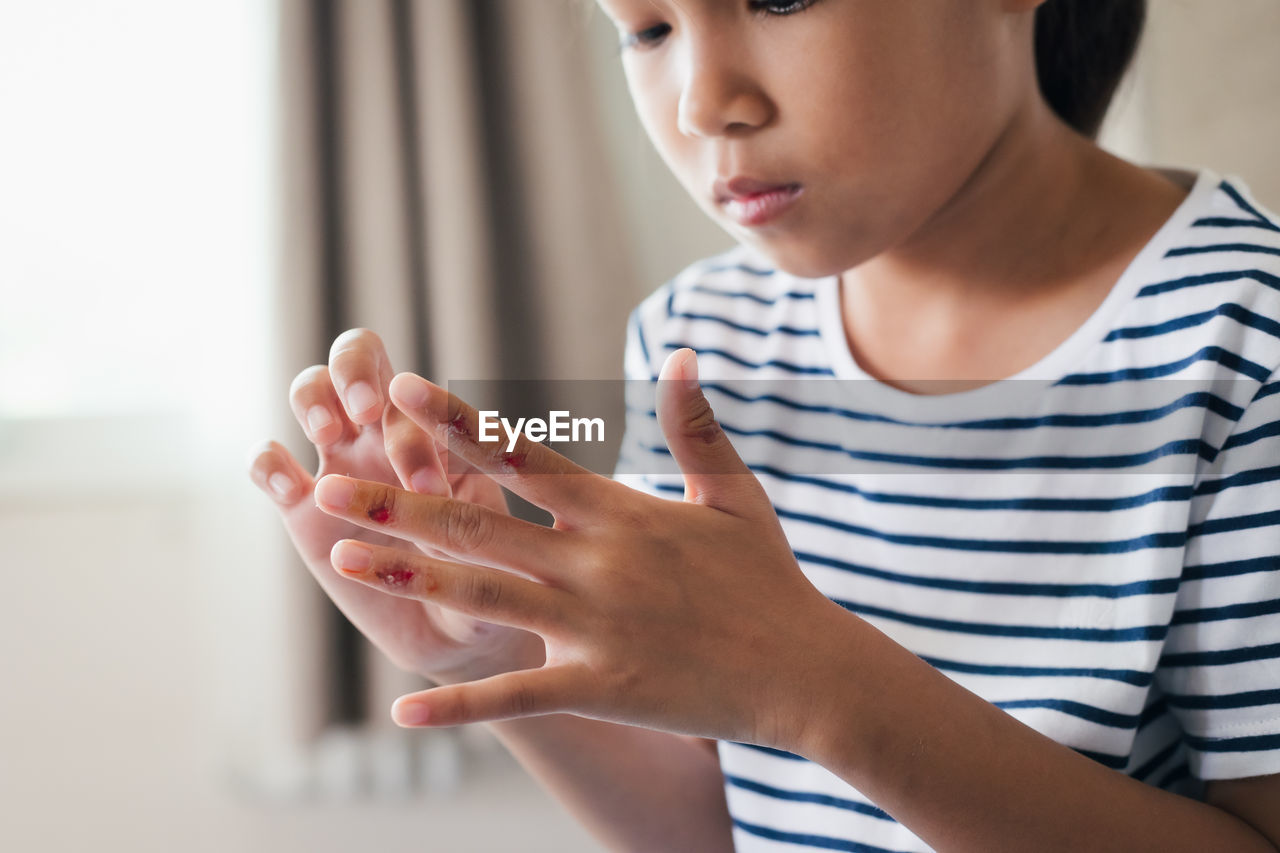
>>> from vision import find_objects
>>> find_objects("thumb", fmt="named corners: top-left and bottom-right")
top-left (656, 348), bottom-right (765, 513)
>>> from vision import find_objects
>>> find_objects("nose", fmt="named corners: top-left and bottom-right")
top-left (675, 40), bottom-right (772, 138)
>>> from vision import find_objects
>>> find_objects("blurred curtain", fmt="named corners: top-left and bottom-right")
top-left (270, 0), bottom-right (634, 754)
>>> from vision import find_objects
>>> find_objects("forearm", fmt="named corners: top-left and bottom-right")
top-left (487, 715), bottom-right (732, 853)
top-left (796, 607), bottom-right (1277, 853)
top-left (429, 639), bottom-right (731, 852)
top-left (480, 615), bottom-right (731, 845)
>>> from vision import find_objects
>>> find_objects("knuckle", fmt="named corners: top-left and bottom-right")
top-left (444, 690), bottom-right (470, 724)
top-left (462, 571), bottom-right (504, 614)
top-left (360, 483), bottom-right (397, 519)
top-left (507, 682), bottom-right (540, 717)
top-left (611, 660), bottom-right (644, 699)
top-left (385, 552), bottom-right (417, 577)
top-left (379, 485), bottom-right (399, 514)
top-left (384, 429), bottom-right (428, 465)
top-left (576, 536), bottom-right (613, 575)
top-left (597, 482), bottom-right (648, 527)
top-left (443, 501), bottom-right (491, 552)
top-left (682, 397), bottom-right (722, 446)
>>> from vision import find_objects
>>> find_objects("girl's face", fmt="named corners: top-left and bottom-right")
top-left (597, 0), bottom-right (1039, 279)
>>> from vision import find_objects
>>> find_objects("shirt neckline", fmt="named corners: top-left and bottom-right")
top-left (806, 166), bottom-right (1217, 410)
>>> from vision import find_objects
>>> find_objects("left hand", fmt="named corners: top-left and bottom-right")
top-left (312, 348), bottom-right (847, 750)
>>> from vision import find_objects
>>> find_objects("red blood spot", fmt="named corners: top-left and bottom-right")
top-left (500, 450), bottom-right (527, 470)
top-left (368, 505), bottom-right (391, 524)
top-left (447, 412), bottom-right (470, 439)
top-left (375, 568), bottom-right (414, 588)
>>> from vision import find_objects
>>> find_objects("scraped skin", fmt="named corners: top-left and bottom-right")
top-left (247, 328), bottom-right (545, 681)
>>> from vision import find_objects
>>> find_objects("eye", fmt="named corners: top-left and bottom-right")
top-left (749, 0), bottom-right (820, 15)
top-left (618, 22), bottom-right (672, 52)
top-left (617, 0), bottom-right (822, 54)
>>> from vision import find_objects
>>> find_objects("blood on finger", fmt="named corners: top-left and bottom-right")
top-left (447, 412), bottom-right (471, 439)
top-left (500, 450), bottom-right (528, 470)
top-left (368, 505), bottom-right (391, 523)
top-left (375, 568), bottom-right (415, 588)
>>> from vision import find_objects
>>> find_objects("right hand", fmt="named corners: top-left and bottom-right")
top-left (247, 328), bottom-right (545, 684)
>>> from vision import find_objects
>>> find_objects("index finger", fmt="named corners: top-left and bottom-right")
top-left (387, 372), bottom-right (611, 522)
top-left (315, 474), bottom-right (568, 581)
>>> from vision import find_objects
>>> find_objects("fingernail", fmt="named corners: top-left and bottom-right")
top-left (268, 472), bottom-right (296, 500)
top-left (410, 466), bottom-right (439, 494)
top-left (331, 540), bottom-right (372, 574)
top-left (306, 405), bottom-right (334, 436)
top-left (682, 351), bottom-right (699, 390)
top-left (315, 475), bottom-right (356, 509)
top-left (346, 382), bottom-right (380, 417)
top-left (393, 700), bottom-right (430, 726)
top-left (392, 373), bottom-right (430, 409)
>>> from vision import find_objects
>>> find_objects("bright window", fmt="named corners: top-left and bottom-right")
top-left (0, 0), bottom-right (274, 421)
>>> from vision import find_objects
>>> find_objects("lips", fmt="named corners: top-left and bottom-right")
top-left (713, 177), bottom-right (801, 204)
top-left (713, 177), bottom-right (804, 227)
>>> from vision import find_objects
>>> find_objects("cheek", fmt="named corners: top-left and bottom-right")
top-left (625, 65), bottom-right (695, 175)
top-left (789, 8), bottom-right (1003, 156)
top-left (795, 35), bottom-right (1007, 193)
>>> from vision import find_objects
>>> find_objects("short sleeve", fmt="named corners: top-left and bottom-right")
top-left (1157, 375), bottom-right (1280, 780)
top-left (612, 305), bottom-right (668, 497)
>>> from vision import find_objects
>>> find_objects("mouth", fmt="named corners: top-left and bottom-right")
top-left (714, 180), bottom-right (804, 228)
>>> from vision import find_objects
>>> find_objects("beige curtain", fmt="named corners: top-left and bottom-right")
top-left (265, 0), bottom-right (636, 768)
top-left (1099, 1), bottom-right (1280, 210)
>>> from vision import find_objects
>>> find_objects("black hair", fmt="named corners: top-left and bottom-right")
top-left (1034, 0), bottom-right (1147, 138)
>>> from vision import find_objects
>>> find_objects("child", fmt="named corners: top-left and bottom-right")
top-left (249, 0), bottom-right (1280, 850)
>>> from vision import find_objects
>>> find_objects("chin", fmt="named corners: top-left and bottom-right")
top-left (741, 235), bottom-right (866, 281)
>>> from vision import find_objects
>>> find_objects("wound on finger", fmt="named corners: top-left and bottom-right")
top-left (374, 568), bottom-right (415, 588)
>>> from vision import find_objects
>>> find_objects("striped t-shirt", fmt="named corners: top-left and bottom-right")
top-left (614, 167), bottom-right (1280, 853)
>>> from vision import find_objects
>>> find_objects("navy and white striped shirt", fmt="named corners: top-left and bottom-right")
top-left (615, 168), bottom-right (1280, 852)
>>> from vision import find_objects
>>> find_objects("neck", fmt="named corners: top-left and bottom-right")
top-left (835, 94), bottom-right (1190, 385)
top-left (842, 97), bottom-right (1106, 315)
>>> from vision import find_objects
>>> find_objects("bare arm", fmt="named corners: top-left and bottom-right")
top-left (487, 718), bottom-right (730, 853)
top-left (799, 607), bottom-right (1280, 853)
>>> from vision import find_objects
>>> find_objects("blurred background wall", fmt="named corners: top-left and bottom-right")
top-left (1, 1), bottom-right (1277, 851)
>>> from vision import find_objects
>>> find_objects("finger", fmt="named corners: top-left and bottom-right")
top-left (387, 371), bottom-right (611, 521)
top-left (389, 665), bottom-right (583, 727)
top-left (330, 540), bottom-right (567, 631)
top-left (247, 439), bottom-right (316, 506)
top-left (383, 402), bottom-right (451, 497)
top-left (656, 349), bottom-right (768, 515)
top-left (288, 365), bottom-right (350, 446)
top-left (329, 328), bottom-right (394, 426)
top-left (440, 450), bottom-right (483, 492)
top-left (314, 474), bottom-right (567, 578)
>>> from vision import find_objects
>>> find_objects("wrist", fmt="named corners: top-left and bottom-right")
top-left (779, 603), bottom-right (884, 764)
